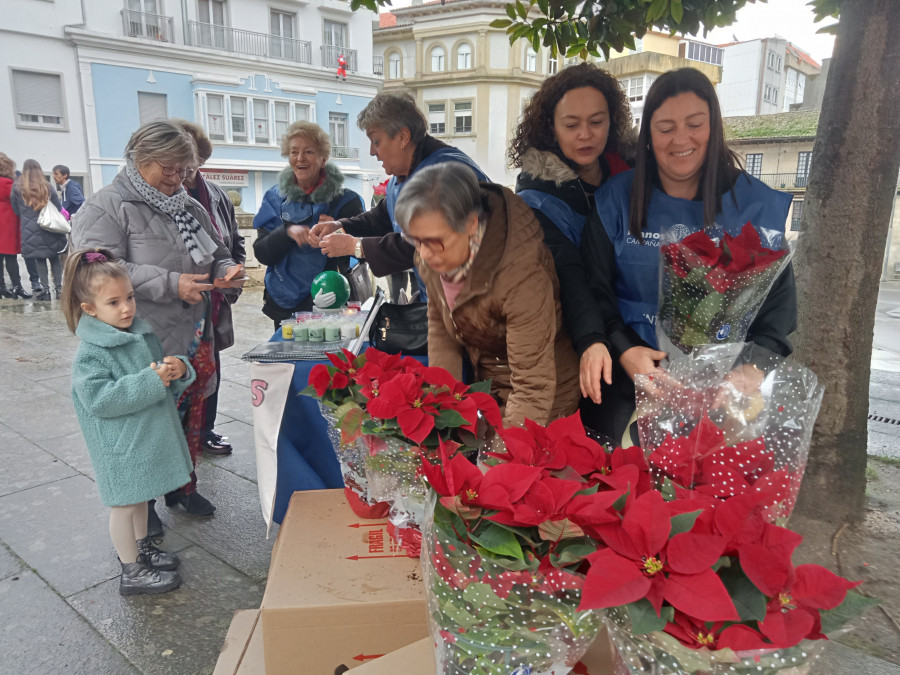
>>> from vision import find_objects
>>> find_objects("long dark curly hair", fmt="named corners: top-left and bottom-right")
top-left (508, 62), bottom-right (632, 169)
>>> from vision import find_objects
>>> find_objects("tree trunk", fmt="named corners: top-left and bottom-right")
top-left (794, 0), bottom-right (900, 523)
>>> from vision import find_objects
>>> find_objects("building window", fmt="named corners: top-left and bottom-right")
top-left (456, 43), bottom-right (472, 70)
top-left (796, 151), bottom-right (812, 187)
top-left (764, 85), bottom-right (778, 104)
top-left (427, 103), bottom-right (446, 135)
top-left (197, 0), bottom-right (226, 48)
top-left (274, 102), bottom-right (290, 142)
top-left (524, 47), bottom-right (537, 73)
top-left (767, 50), bottom-right (782, 71)
top-left (746, 153), bottom-right (763, 178)
top-left (270, 9), bottom-right (297, 60)
top-left (329, 112), bottom-right (349, 149)
top-left (138, 92), bottom-right (167, 125)
top-left (231, 96), bottom-right (247, 142)
top-left (295, 104), bottom-right (310, 122)
top-left (454, 101), bottom-right (472, 134)
top-left (388, 52), bottom-right (401, 79)
top-left (790, 199), bottom-right (803, 231)
top-left (548, 56), bottom-right (558, 75)
top-left (11, 69), bottom-right (66, 129)
top-left (633, 117), bottom-right (640, 128)
top-left (253, 99), bottom-right (269, 144)
top-left (622, 76), bottom-right (645, 103)
top-left (685, 40), bottom-right (723, 66)
top-left (207, 94), bottom-right (225, 140)
top-left (430, 46), bottom-right (445, 72)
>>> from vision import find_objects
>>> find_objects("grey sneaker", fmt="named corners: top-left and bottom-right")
top-left (137, 536), bottom-right (179, 571)
top-left (119, 560), bottom-right (182, 596)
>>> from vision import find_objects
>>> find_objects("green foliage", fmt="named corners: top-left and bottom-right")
top-left (627, 598), bottom-right (675, 633)
top-left (819, 591), bottom-right (881, 634)
top-left (350, 0), bottom-right (840, 59)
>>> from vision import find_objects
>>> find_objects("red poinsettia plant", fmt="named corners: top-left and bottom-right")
top-left (658, 221), bottom-right (793, 353)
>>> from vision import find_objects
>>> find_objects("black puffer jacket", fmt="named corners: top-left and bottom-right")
top-left (11, 185), bottom-right (67, 258)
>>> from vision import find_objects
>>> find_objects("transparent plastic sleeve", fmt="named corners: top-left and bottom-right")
top-left (634, 344), bottom-right (824, 521)
top-left (657, 223), bottom-right (793, 356)
top-left (605, 607), bottom-right (825, 675)
top-left (319, 403), bottom-right (376, 507)
top-left (422, 494), bottom-right (601, 675)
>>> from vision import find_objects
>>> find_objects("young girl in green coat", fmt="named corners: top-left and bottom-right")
top-left (63, 249), bottom-right (195, 596)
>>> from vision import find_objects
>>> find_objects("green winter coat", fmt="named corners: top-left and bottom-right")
top-left (71, 315), bottom-right (195, 506)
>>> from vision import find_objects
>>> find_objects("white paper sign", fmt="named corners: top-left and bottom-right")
top-left (200, 169), bottom-right (249, 187)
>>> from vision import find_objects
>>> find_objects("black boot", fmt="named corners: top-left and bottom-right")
top-left (55, 287), bottom-right (62, 300)
top-left (137, 536), bottom-right (179, 570)
top-left (36, 291), bottom-right (52, 302)
top-left (119, 559), bottom-right (181, 596)
top-left (31, 282), bottom-right (44, 295)
top-left (165, 489), bottom-right (216, 516)
top-left (0, 287), bottom-right (13, 299)
top-left (11, 285), bottom-right (31, 299)
top-left (147, 499), bottom-right (163, 538)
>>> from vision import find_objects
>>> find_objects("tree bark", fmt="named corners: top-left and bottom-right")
top-left (794, 0), bottom-right (900, 523)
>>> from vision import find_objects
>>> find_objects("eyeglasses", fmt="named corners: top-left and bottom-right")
top-left (400, 232), bottom-right (445, 253)
top-left (155, 161), bottom-right (193, 179)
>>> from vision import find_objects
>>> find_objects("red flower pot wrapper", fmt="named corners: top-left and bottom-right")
top-left (657, 222), bottom-right (793, 355)
top-left (633, 344), bottom-right (824, 522)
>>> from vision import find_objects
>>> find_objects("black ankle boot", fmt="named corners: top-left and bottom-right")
top-left (119, 559), bottom-right (181, 596)
top-left (165, 489), bottom-right (216, 516)
top-left (137, 536), bottom-right (179, 570)
top-left (0, 287), bottom-right (13, 299)
top-left (11, 285), bottom-right (31, 299)
top-left (36, 291), bottom-right (51, 302)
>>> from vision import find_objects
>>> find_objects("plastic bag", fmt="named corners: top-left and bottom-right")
top-left (422, 494), bottom-right (601, 675)
top-left (634, 344), bottom-right (823, 521)
top-left (657, 223), bottom-right (792, 355)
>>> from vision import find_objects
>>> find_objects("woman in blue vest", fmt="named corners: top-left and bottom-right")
top-left (509, 62), bottom-right (633, 432)
top-left (253, 122), bottom-right (364, 330)
top-left (310, 92), bottom-right (487, 300)
top-left (581, 68), bottom-right (796, 441)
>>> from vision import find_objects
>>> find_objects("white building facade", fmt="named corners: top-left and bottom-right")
top-left (1, 0), bottom-right (384, 211)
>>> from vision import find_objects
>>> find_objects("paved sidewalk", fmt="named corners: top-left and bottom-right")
top-left (1, 280), bottom-right (897, 674)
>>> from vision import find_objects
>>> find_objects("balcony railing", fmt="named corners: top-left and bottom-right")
top-left (373, 55), bottom-right (384, 76)
top-left (331, 146), bottom-right (359, 160)
top-left (187, 21), bottom-right (312, 64)
top-left (322, 46), bottom-right (358, 72)
top-left (754, 172), bottom-right (810, 190)
top-left (122, 9), bottom-right (174, 43)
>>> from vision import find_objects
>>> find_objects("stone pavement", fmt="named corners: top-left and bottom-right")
top-left (1, 278), bottom-right (898, 674)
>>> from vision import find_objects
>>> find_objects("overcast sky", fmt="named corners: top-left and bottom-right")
top-left (382, 0), bottom-right (837, 64)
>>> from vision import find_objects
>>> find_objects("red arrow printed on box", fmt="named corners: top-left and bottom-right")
top-left (353, 653), bottom-right (385, 662)
top-left (347, 522), bottom-right (388, 528)
top-left (345, 554), bottom-right (406, 560)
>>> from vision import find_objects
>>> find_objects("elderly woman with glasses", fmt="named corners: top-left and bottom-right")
top-left (72, 119), bottom-right (243, 523)
top-left (395, 162), bottom-right (580, 427)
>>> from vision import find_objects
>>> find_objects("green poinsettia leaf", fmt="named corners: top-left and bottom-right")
top-left (612, 487), bottom-right (630, 512)
top-left (462, 581), bottom-right (508, 610)
top-left (819, 591), bottom-right (881, 634)
top-left (549, 539), bottom-right (596, 568)
top-left (718, 562), bottom-right (767, 622)
top-left (669, 509), bottom-right (703, 537)
top-left (537, 518), bottom-right (585, 542)
top-left (469, 521), bottom-right (524, 559)
top-left (474, 546), bottom-right (533, 571)
top-left (435, 408), bottom-right (471, 430)
top-left (627, 598), bottom-right (672, 634)
top-left (659, 476), bottom-right (677, 502)
top-left (684, 266), bottom-right (710, 286)
top-left (441, 598), bottom-right (479, 628)
top-left (690, 291), bottom-right (725, 329)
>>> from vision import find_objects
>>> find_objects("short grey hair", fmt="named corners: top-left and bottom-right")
top-left (357, 92), bottom-right (426, 146)
top-left (280, 121), bottom-right (331, 158)
top-left (124, 120), bottom-right (198, 168)
top-left (394, 163), bottom-right (482, 234)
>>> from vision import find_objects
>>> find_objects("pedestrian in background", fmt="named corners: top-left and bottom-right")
top-left (52, 164), bottom-right (85, 218)
top-left (174, 119), bottom-right (246, 457)
top-left (11, 158), bottom-right (67, 301)
top-left (0, 153), bottom-right (30, 299)
top-left (63, 248), bottom-right (189, 596)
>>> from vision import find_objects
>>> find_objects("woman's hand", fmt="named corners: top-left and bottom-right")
top-left (579, 342), bottom-right (613, 404)
top-left (308, 220), bottom-right (341, 247)
top-left (177, 273), bottom-right (214, 304)
top-left (320, 233), bottom-right (358, 258)
top-left (620, 346), bottom-right (668, 381)
top-left (287, 224), bottom-right (312, 247)
top-left (723, 363), bottom-right (765, 394)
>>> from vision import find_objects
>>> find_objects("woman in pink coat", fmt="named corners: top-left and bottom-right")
top-left (0, 153), bottom-right (30, 299)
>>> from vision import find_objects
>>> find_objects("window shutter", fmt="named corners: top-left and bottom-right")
top-left (12, 70), bottom-right (64, 117)
top-left (138, 92), bottom-right (168, 124)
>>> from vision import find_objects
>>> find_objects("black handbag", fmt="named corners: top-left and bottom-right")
top-left (368, 302), bottom-right (428, 355)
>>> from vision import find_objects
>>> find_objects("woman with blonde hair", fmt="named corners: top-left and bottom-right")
top-left (11, 159), bottom-right (67, 301)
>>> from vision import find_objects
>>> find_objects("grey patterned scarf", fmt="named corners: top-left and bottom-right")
top-left (125, 160), bottom-right (218, 266)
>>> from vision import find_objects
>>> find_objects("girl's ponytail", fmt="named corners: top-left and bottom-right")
top-left (62, 249), bottom-right (129, 334)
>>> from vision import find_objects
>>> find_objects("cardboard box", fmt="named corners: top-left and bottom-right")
top-left (261, 489), bottom-right (429, 674)
top-left (352, 628), bottom-right (614, 675)
top-left (213, 609), bottom-right (266, 675)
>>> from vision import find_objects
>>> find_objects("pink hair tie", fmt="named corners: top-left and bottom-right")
top-left (83, 252), bottom-right (108, 263)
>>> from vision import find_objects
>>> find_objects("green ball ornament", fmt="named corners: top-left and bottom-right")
top-left (311, 271), bottom-right (350, 309)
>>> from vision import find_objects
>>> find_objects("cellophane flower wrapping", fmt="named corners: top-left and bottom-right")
top-left (319, 403), bottom-right (375, 507)
top-left (657, 223), bottom-right (793, 356)
top-left (423, 494), bottom-right (602, 675)
top-left (634, 344), bottom-right (824, 521)
top-left (604, 607), bottom-right (825, 675)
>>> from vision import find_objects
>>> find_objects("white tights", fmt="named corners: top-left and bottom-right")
top-left (109, 502), bottom-right (149, 564)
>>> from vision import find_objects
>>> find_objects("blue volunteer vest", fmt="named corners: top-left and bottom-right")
top-left (595, 170), bottom-right (792, 348)
top-left (385, 147), bottom-right (488, 302)
top-left (256, 188), bottom-right (362, 309)
top-left (516, 190), bottom-right (586, 246)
